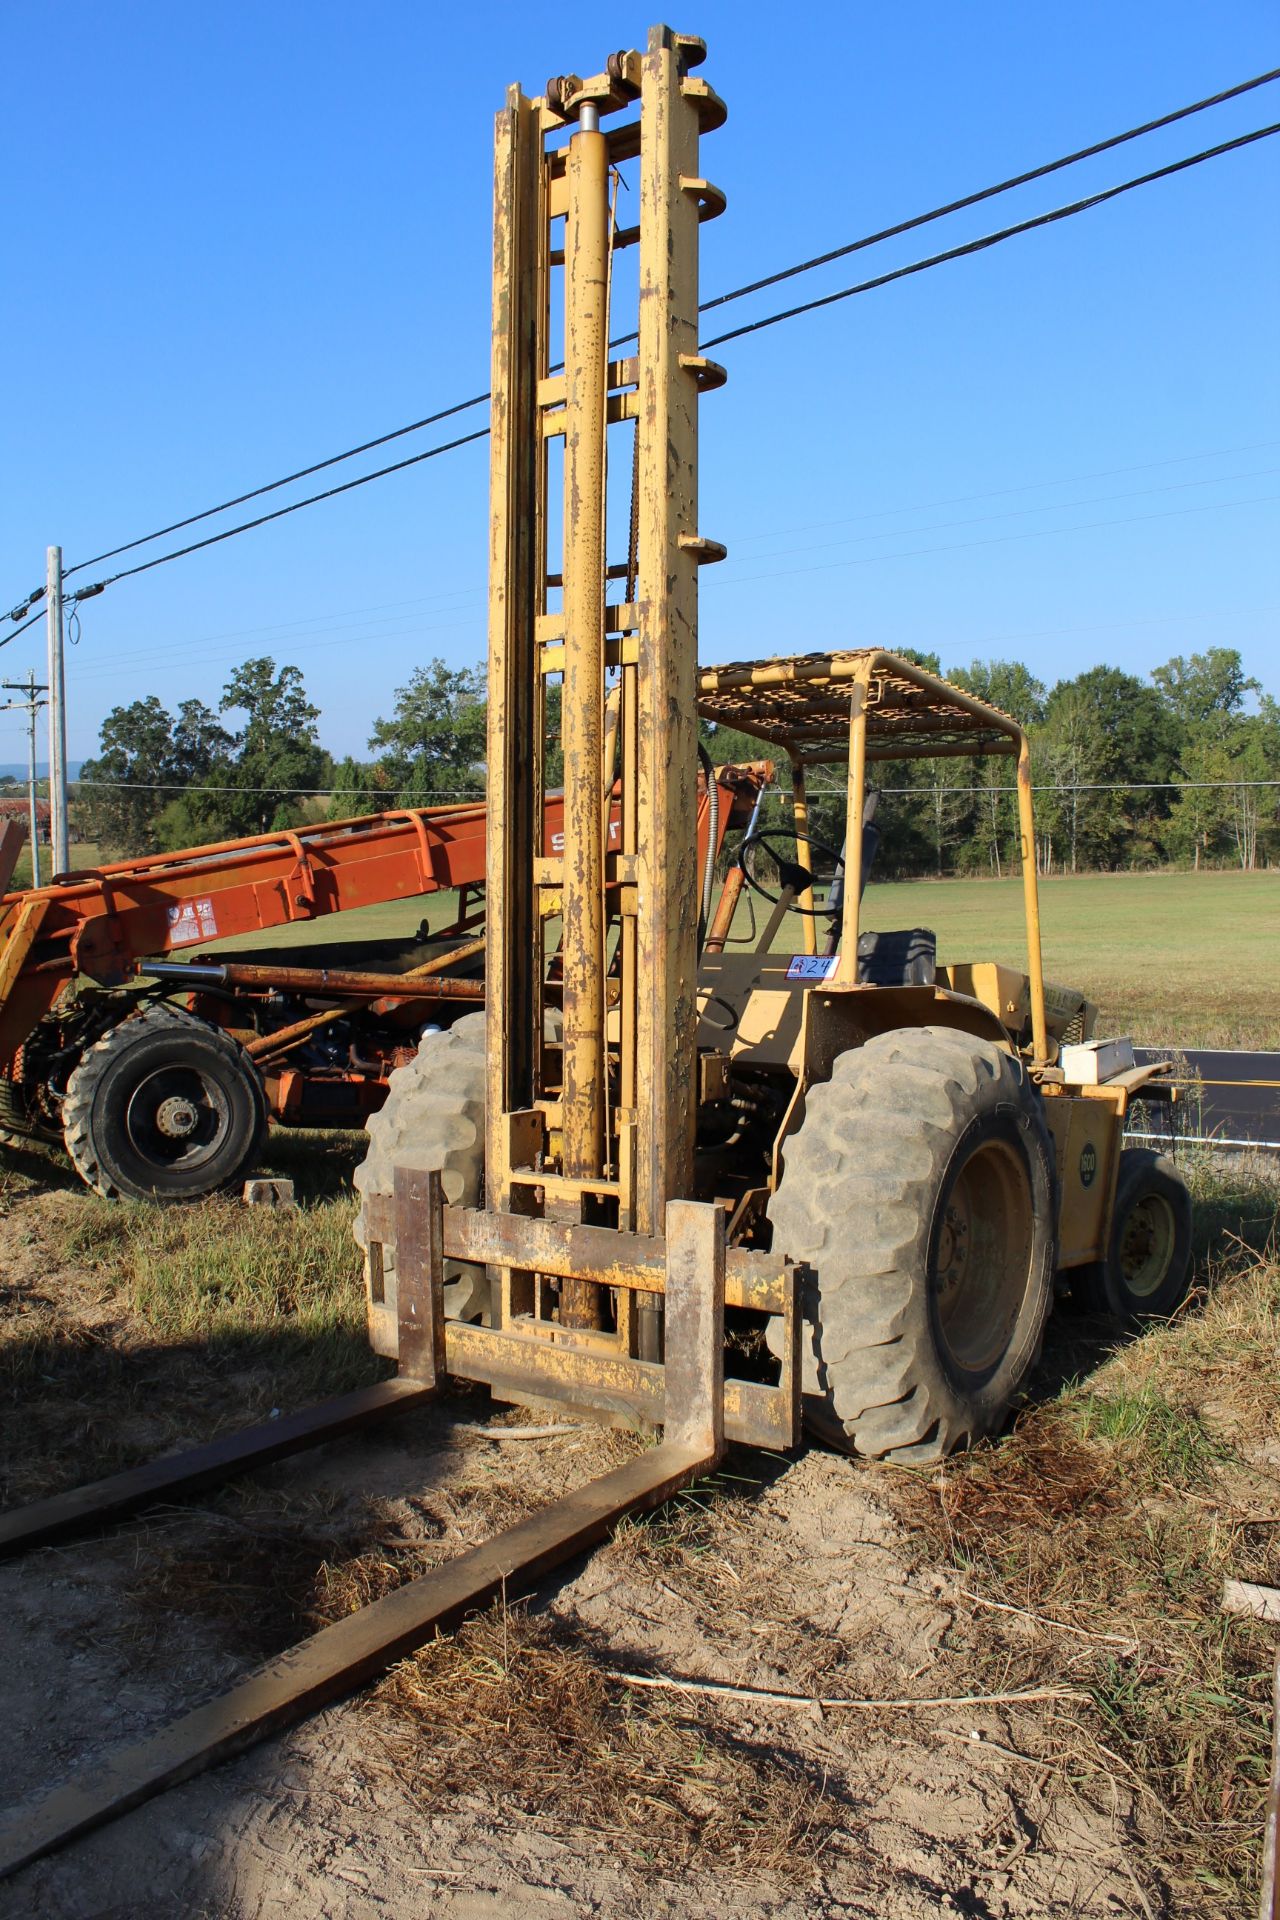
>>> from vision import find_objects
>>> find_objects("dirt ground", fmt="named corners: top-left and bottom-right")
top-left (1, 1159), bottom-right (1276, 1919)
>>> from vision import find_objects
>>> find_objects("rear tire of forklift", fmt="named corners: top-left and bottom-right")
top-left (353, 1012), bottom-right (489, 1357)
top-left (766, 1025), bottom-right (1057, 1462)
top-left (1072, 1147), bottom-right (1192, 1323)
top-left (63, 1005), bottom-right (269, 1202)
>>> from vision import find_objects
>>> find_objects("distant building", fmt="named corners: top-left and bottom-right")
top-left (0, 796), bottom-right (51, 840)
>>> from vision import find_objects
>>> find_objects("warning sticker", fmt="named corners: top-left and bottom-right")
top-left (167, 896), bottom-right (219, 947)
top-left (785, 953), bottom-right (840, 982)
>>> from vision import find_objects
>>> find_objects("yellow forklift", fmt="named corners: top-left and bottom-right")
top-left (0, 24), bottom-right (1188, 1873)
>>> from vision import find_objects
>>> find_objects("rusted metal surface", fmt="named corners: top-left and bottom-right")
top-left (702, 856), bottom-right (744, 954)
top-left (245, 936), bottom-right (487, 1061)
top-left (1262, 1649), bottom-right (1280, 1920)
top-left (480, 26), bottom-right (727, 1379)
top-left (789, 756), bottom-right (817, 955)
top-left (484, 80), bottom-right (543, 1223)
top-left (443, 1321), bottom-right (796, 1448)
top-left (0, 1377), bottom-right (435, 1558)
top-left (661, 1200), bottom-right (724, 1455)
top-left (559, 109), bottom-right (610, 1213)
top-left (833, 673), bottom-right (870, 987)
top-left (361, 1192), bottom-right (788, 1312)
top-left (633, 25), bottom-right (723, 1239)
top-left (0, 1189), bottom-right (730, 1883)
top-left (448, 1204), bottom-right (787, 1311)
top-left (393, 1164), bottom-right (446, 1384)
top-left (170, 961), bottom-right (485, 1001)
top-left (695, 648), bottom-right (1050, 1059)
top-left (696, 649), bottom-right (1029, 762)
top-left (0, 1439), bottom-right (713, 1884)
top-left (1015, 740), bottom-right (1049, 1064)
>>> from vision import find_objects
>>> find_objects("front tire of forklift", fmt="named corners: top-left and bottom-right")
top-left (767, 1025), bottom-right (1057, 1462)
top-left (1077, 1147), bottom-right (1193, 1324)
top-left (63, 1005), bottom-right (269, 1202)
top-left (353, 1011), bottom-right (488, 1357)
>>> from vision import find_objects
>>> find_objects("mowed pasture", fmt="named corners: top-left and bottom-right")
top-left (860, 869), bottom-right (1277, 1049)
top-left (16, 848), bottom-right (1274, 1049)
top-left (208, 865), bottom-right (1278, 1051)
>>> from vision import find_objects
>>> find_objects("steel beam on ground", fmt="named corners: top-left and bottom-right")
top-left (0, 1377), bottom-right (435, 1558)
top-left (0, 1198), bottom-right (728, 1882)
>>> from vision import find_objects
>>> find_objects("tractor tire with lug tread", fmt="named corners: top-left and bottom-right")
top-left (767, 1024), bottom-right (1057, 1462)
top-left (63, 1005), bottom-right (269, 1202)
top-left (353, 1011), bottom-right (488, 1357)
top-left (1073, 1146), bottom-right (1192, 1323)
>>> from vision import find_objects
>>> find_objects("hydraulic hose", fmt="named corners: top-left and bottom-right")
top-left (697, 743), bottom-right (718, 944)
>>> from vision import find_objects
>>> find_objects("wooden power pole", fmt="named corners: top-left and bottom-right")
top-left (45, 545), bottom-right (68, 875)
top-left (0, 671), bottom-right (48, 889)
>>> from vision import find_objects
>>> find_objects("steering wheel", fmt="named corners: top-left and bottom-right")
top-left (738, 829), bottom-right (844, 918)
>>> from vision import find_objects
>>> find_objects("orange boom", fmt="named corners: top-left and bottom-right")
top-left (0, 765), bottom-right (766, 1198)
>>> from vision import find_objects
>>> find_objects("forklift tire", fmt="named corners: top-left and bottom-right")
top-left (1074, 1148), bottom-right (1192, 1323)
top-left (353, 1012), bottom-right (488, 1358)
top-left (767, 1025), bottom-right (1057, 1463)
top-left (63, 1006), bottom-right (269, 1202)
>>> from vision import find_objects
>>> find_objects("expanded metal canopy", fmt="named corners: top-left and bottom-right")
top-left (697, 649), bottom-right (1024, 765)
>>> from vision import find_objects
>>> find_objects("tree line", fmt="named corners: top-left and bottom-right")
top-left (77, 646), bottom-right (1277, 874)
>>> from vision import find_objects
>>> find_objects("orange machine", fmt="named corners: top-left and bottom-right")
top-left (0, 767), bottom-right (766, 1198)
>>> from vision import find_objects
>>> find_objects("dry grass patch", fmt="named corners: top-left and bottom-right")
top-left (890, 1180), bottom-right (1280, 1917)
top-left (0, 1166), bottom-right (380, 1504)
top-left (375, 1599), bottom-right (842, 1885)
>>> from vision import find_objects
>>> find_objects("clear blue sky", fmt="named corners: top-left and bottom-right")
top-left (3, 2), bottom-right (1277, 769)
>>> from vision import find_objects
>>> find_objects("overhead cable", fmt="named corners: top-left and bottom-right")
top-left (0, 609), bottom-right (46, 646)
top-left (700, 121), bottom-right (1280, 350)
top-left (19, 62), bottom-right (1273, 607)
top-left (78, 427), bottom-right (490, 594)
top-left (5, 89), bottom-right (1274, 617)
top-left (62, 393), bottom-right (491, 579)
top-left (699, 63), bottom-right (1280, 313)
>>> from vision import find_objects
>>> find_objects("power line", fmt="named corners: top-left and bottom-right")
top-left (62, 393), bottom-right (492, 580)
top-left (47, 64), bottom-right (1268, 599)
top-left (76, 777), bottom-right (486, 797)
top-left (75, 775), bottom-right (1280, 799)
top-left (716, 464), bottom-right (1279, 572)
top-left (13, 64), bottom-right (1276, 609)
top-left (80, 426), bottom-right (490, 593)
top-left (699, 120), bottom-right (1280, 351)
top-left (699, 64), bottom-right (1280, 314)
top-left (791, 781), bottom-right (1280, 796)
top-left (1, 608), bottom-right (46, 646)
top-left (67, 457), bottom-right (1278, 687)
top-left (72, 123), bottom-right (1280, 605)
top-left (10, 85), bottom-right (1279, 616)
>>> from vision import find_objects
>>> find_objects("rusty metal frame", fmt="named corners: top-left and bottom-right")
top-left (0, 32), bottom-right (801, 1881)
top-left (477, 24), bottom-right (752, 1384)
top-left (0, 1187), bottom-right (731, 1882)
top-left (696, 648), bottom-right (1050, 1064)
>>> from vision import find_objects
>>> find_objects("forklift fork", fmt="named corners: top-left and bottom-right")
top-left (0, 1174), bottom-right (789, 1880)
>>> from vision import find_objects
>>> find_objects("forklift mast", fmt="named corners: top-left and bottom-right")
top-left (485, 26), bottom-right (726, 1257)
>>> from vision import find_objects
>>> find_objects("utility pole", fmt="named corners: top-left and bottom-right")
top-left (45, 543), bottom-right (69, 875)
top-left (0, 671), bottom-right (48, 889)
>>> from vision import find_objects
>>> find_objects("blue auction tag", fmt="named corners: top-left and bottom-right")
top-left (785, 954), bottom-right (840, 982)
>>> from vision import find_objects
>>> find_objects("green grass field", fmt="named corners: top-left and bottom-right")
top-left (224, 868), bottom-right (1274, 1050)
top-left (3, 841), bottom-right (100, 892)
top-left (859, 869), bottom-right (1278, 1049)
top-left (35, 844), bottom-right (1277, 1052)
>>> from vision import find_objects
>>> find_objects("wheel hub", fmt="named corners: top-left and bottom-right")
top-left (931, 1135), bottom-right (1034, 1380)
top-left (155, 1095), bottom-right (201, 1139)
top-left (1118, 1195), bottom-right (1175, 1298)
